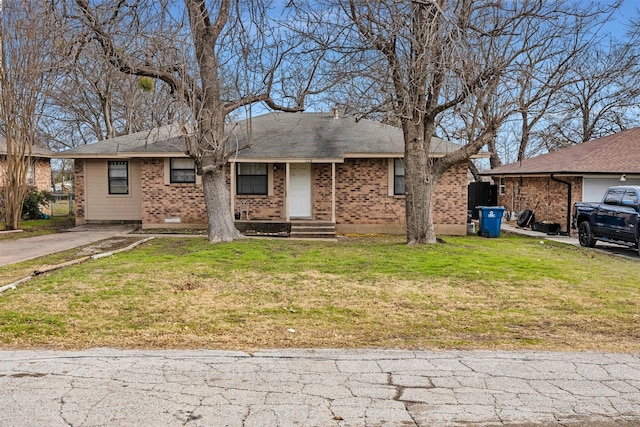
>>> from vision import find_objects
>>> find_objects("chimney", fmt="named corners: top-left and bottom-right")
top-left (332, 107), bottom-right (339, 119)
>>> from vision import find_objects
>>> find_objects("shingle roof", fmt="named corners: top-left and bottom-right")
top-left (54, 123), bottom-right (187, 157)
top-left (0, 137), bottom-right (53, 158)
top-left (484, 127), bottom-right (640, 176)
top-left (58, 112), bottom-right (485, 160)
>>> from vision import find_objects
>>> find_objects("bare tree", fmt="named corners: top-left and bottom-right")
top-left (457, 1), bottom-right (620, 168)
top-left (1, 1), bottom-right (59, 230)
top-left (539, 40), bottom-right (640, 150)
top-left (334, 0), bottom-right (577, 244)
top-left (44, 42), bottom-right (179, 150)
top-left (69, 0), bottom-right (330, 242)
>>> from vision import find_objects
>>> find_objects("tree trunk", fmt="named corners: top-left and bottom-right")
top-left (2, 152), bottom-right (29, 231)
top-left (403, 122), bottom-right (438, 245)
top-left (201, 160), bottom-right (242, 243)
top-left (3, 185), bottom-right (24, 231)
top-left (195, 104), bottom-right (243, 242)
top-left (487, 136), bottom-right (502, 169)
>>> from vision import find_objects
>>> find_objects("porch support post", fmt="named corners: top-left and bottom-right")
top-left (331, 162), bottom-right (336, 223)
top-left (285, 162), bottom-right (290, 221)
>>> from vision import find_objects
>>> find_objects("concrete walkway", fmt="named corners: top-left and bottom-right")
top-left (1, 348), bottom-right (638, 426)
top-left (0, 225), bottom-right (137, 267)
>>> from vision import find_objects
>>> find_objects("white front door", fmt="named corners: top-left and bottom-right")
top-left (289, 163), bottom-right (312, 218)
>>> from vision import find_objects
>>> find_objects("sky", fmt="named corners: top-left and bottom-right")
top-left (604, 0), bottom-right (638, 37)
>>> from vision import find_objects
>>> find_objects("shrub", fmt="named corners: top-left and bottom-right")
top-left (22, 186), bottom-right (53, 220)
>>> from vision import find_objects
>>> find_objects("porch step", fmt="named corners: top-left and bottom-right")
top-left (289, 221), bottom-right (336, 240)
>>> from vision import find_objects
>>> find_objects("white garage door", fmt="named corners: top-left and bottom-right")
top-left (583, 177), bottom-right (640, 203)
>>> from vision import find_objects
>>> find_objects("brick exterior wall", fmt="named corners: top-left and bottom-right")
top-left (335, 159), bottom-right (468, 228)
top-left (0, 157), bottom-right (50, 192)
top-left (313, 164), bottom-right (333, 221)
top-left (74, 159), bottom-right (85, 224)
top-left (141, 158), bottom-right (207, 224)
top-left (335, 159), bottom-right (405, 225)
top-left (496, 176), bottom-right (583, 234)
top-left (432, 162), bottom-right (469, 227)
top-left (33, 158), bottom-right (51, 192)
top-left (78, 157), bottom-right (469, 234)
top-left (234, 164), bottom-right (286, 220)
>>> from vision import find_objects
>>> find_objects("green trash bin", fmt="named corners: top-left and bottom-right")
top-left (478, 206), bottom-right (505, 238)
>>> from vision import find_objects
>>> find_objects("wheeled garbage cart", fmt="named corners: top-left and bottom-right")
top-left (478, 206), bottom-right (505, 238)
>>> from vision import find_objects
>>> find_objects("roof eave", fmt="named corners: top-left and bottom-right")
top-left (229, 157), bottom-right (345, 163)
top-left (54, 151), bottom-right (186, 159)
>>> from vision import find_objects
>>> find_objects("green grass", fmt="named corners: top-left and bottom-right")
top-left (1, 233), bottom-right (639, 352)
top-left (0, 216), bottom-right (74, 240)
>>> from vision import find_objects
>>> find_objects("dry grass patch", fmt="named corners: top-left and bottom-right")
top-left (1, 235), bottom-right (638, 352)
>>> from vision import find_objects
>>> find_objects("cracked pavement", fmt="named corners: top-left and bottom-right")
top-left (1, 349), bottom-right (639, 426)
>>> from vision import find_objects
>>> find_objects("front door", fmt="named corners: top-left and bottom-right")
top-left (289, 163), bottom-right (312, 218)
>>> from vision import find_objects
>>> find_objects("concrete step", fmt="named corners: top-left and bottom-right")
top-left (290, 226), bottom-right (336, 233)
top-left (290, 221), bottom-right (336, 240)
top-left (289, 232), bottom-right (337, 240)
top-left (290, 221), bottom-right (334, 227)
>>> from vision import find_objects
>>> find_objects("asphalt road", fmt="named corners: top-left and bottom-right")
top-left (1, 348), bottom-right (639, 426)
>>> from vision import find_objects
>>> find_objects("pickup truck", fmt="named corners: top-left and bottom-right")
top-left (572, 186), bottom-right (640, 254)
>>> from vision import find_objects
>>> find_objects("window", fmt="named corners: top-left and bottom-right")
top-left (393, 159), bottom-right (405, 195)
top-left (108, 161), bottom-right (128, 194)
top-left (604, 188), bottom-right (623, 205)
top-left (622, 190), bottom-right (638, 207)
top-left (236, 163), bottom-right (268, 195)
top-left (170, 158), bottom-right (196, 183)
top-left (27, 162), bottom-right (35, 186)
top-left (499, 177), bottom-right (506, 195)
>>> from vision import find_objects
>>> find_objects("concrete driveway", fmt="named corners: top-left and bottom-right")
top-left (0, 225), bottom-right (136, 267)
top-left (502, 224), bottom-right (640, 260)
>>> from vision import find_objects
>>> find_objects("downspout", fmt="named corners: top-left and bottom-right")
top-left (550, 174), bottom-right (571, 236)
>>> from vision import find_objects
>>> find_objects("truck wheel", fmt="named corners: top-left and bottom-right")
top-left (578, 222), bottom-right (596, 248)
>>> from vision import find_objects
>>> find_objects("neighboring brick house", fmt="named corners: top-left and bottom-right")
top-left (0, 137), bottom-right (52, 193)
top-left (482, 128), bottom-right (640, 234)
top-left (58, 112), bottom-right (484, 235)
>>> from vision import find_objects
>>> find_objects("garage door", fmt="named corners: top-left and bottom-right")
top-left (583, 177), bottom-right (640, 203)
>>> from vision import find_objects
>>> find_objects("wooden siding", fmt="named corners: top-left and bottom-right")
top-left (84, 159), bottom-right (142, 221)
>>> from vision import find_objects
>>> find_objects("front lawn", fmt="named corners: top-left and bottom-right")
top-left (1, 234), bottom-right (638, 352)
top-left (0, 216), bottom-right (75, 241)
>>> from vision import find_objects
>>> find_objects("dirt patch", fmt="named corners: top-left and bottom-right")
top-left (132, 228), bottom-right (207, 235)
top-left (75, 238), bottom-right (138, 256)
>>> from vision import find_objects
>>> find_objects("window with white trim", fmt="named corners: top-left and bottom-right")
top-left (499, 177), bottom-right (506, 195)
top-left (393, 159), bottom-right (405, 195)
top-left (27, 162), bottom-right (35, 185)
top-left (170, 158), bottom-right (196, 183)
top-left (236, 163), bottom-right (268, 195)
top-left (108, 161), bottom-right (129, 194)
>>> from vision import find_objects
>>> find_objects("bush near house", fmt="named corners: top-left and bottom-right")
top-left (21, 186), bottom-right (53, 220)
top-left (0, 186), bottom-right (52, 222)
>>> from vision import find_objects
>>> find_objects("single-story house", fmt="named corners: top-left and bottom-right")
top-left (482, 127), bottom-right (640, 234)
top-left (58, 112), bottom-right (486, 235)
top-left (0, 136), bottom-right (52, 193)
